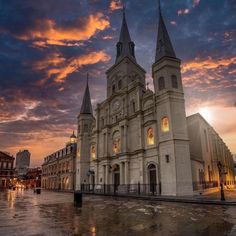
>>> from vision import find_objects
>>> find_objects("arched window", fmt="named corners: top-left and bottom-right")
top-left (112, 84), bottom-right (116, 93)
top-left (91, 145), bottom-right (96, 159)
top-left (112, 131), bottom-right (120, 154)
top-left (158, 77), bottom-right (165, 90)
top-left (161, 117), bottom-right (170, 132)
top-left (171, 75), bottom-right (178, 88)
top-left (147, 128), bottom-right (154, 145)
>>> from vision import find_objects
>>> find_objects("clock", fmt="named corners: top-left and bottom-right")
top-left (112, 99), bottom-right (120, 110)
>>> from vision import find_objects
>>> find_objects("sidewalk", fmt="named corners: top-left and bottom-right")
top-left (84, 189), bottom-right (236, 206)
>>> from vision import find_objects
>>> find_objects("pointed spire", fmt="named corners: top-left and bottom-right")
top-left (116, 5), bottom-right (136, 63)
top-left (155, 0), bottom-right (176, 62)
top-left (80, 73), bottom-right (93, 115)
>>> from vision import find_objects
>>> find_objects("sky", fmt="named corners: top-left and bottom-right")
top-left (0, 0), bottom-right (235, 166)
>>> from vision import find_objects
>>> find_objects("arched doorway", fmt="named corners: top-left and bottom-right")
top-left (112, 164), bottom-right (120, 192)
top-left (148, 164), bottom-right (157, 193)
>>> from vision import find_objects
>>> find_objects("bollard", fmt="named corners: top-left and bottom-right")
top-left (74, 191), bottom-right (82, 207)
top-left (36, 188), bottom-right (41, 194)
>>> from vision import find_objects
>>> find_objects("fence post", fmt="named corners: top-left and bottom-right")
top-left (103, 184), bottom-right (106, 194)
top-left (138, 182), bottom-right (140, 195)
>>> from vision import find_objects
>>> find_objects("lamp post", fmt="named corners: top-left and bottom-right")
top-left (217, 161), bottom-right (225, 201)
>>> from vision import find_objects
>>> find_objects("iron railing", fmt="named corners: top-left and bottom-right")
top-left (80, 183), bottom-right (161, 196)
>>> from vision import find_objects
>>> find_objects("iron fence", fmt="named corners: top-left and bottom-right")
top-left (80, 183), bottom-right (161, 196)
top-left (192, 181), bottom-right (218, 191)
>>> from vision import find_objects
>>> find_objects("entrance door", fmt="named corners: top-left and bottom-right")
top-left (114, 172), bottom-right (120, 192)
top-left (148, 164), bottom-right (157, 193)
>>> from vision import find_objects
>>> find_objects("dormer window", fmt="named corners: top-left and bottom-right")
top-left (129, 42), bottom-right (135, 57)
top-left (116, 42), bottom-right (122, 58)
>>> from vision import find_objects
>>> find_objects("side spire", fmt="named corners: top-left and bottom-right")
top-left (80, 73), bottom-right (93, 115)
top-left (155, 0), bottom-right (176, 62)
top-left (116, 6), bottom-right (136, 63)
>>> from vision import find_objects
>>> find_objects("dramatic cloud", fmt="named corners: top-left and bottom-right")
top-left (13, 13), bottom-right (110, 46)
top-left (35, 51), bottom-right (111, 84)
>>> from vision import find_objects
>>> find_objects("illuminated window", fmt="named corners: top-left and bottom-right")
top-left (147, 128), bottom-right (154, 145)
top-left (112, 131), bottom-right (120, 154)
top-left (161, 117), bottom-right (169, 132)
top-left (91, 145), bottom-right (96, 159)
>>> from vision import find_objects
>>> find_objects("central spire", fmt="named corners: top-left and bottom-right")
top-left (155, 0), bottom-right (176, 62)
top-left (80, 73), bottom-right (93, 115)
top-left (116, 6), bottom-right (136, 63)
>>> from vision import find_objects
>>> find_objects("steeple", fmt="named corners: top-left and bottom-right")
top-left (116, 6), bottom-right (136, 63)
top-left (80, 73), bottom-right (93, 115)
top-left (155, 0), bottom-right (176, 62)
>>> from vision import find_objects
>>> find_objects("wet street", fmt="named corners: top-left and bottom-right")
top-left (0, 189), bottom-right (236, 236)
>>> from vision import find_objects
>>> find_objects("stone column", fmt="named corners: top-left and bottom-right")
top-left (105, 164), bottom-right (109, 184)
top-left (120, 162), bottom-right (124, 185)
top-left (124, 161), bottom-right (129, 184)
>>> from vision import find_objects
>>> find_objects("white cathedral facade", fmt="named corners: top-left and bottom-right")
top-left (75, 6), bottom-right (235, 196)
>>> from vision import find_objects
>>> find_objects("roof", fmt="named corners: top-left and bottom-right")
top-left (80, 74), bottom-right (93, 115)
top-left (155, 0), bottom-right (176, 62)
top-left (115, 7), bottom-right (136, 63)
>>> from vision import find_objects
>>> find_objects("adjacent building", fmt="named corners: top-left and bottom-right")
top-left (41, 133), bottom-right (77, 191)
top-left (15, 150), bottom-right (30, 176)
top-left (187, 114), bottom-right (235, 191)
top-left (0, 151), bottom-right (15, 188)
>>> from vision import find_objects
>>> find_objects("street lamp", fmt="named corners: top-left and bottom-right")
top-left (217, 161), bottom-right (225, 201)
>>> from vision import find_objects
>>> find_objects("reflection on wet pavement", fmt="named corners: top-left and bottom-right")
top-left (0, 189), bottom-right (236, 236)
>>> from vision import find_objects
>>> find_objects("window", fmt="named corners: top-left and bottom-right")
top-left (132, 101), bottom-right (136, 113)
top-left (204, 130), bottom-right (209, 152)
top-left (91, 145), bottom-right (96, 159)
top-left (112, 84), bottom-right (116, 93)
top-left (161, 117), bottom-right (169, 132)
top-left (116, 42), bottom-right (122, 57)
top-left (158, 77), bottom-right (165, 90)
top-left (129, 42), bottom-right (135, 57)
top-left (147, 128), bottom-right (154, 145)
top-left (112, 131), bottom-right (121, 154)
top-left (171, 75), bottom-right (178, 88)
top-left (118, 80), bottom-right (122, 90)
top-left (165, 155), bottom-right (170, 163)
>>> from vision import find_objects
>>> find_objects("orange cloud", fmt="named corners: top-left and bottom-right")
top-left (110, 0), bottom-right (123, 11)
top-left (17, 13), bottom-right (110, 46)
top-left (182, 56), bottom-right (236, 73)
top-left (35, 51), bottom-right (111, 84)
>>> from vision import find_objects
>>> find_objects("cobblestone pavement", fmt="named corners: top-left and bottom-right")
top-left (0, 189), bottom-right (236, 236)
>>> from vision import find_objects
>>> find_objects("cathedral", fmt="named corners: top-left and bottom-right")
top-left (75, 4), bottom-right (235, 196)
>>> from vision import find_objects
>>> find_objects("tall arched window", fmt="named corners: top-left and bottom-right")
top-left (171, 75), bottom-right (178, 88)
top-left (112, 131), bottom-right (121, 154)
top-left (147, 128), bottom-right (154, 145)
top-left (158, 77), bottom-right (165, 90)
top-left (91, 145), bottom-right (96, 159)
top-left (161, 117), bottom-right (170, 132)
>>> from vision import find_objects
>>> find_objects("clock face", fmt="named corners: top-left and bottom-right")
top-left (112, 99), bottom-right (120, 110)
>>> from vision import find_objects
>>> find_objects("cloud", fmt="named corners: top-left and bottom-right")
top-left (110, 0), bottom-right (123, 11)
top-left (35, 51), bottom-right (111, 84)
top-left (14, 13), bottom-right (110, 46)
top-left (177, 9), bottom-right (190, 15)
